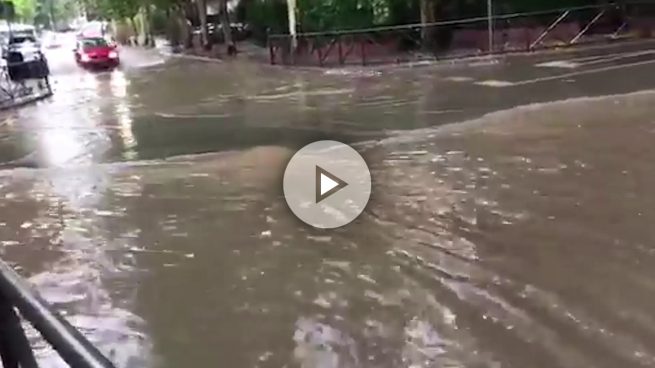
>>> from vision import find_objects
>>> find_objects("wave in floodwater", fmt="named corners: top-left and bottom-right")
top-left (2, 89), bottom-right (655, 368)
top-left (359, 88), bottom-right (655, 368)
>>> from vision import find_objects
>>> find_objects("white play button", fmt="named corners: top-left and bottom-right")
top-left (283, 140), bottom-right (372, 229)
top-left (316, 166), bottom-right (348, 203)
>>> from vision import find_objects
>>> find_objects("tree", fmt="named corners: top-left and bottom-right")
top-left (12, 0), bottom-right (37, 22)
top-left (419, 0), bottom-right (437, 43)
top-left (218, 0), bottom-right (235, 54)
top-left (100, 0), bottom-right (140, 42)
top-left (142, 2), bottom-right (154, 46)
top-left (286, 0), bottom-right (296, 48)
top-left (34, 0), bottom-right (78, 29)
top-left (196, 0), bottom-right (208, 48)
top-left (146, 0), bottom-right (191, 47)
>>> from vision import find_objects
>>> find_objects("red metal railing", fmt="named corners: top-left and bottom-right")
top-left (268, 2), bottom-right (655, 67)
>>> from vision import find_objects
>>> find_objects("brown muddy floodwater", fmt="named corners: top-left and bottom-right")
top-left (1, 48), bottom-right (655, 368)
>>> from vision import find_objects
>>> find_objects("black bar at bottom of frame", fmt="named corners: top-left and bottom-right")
top-left (0, 259), bottom-right (117, 368)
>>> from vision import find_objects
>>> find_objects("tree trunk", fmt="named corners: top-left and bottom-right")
top-left (197, 0), bottom-right (209, 49)
top-left (48, 0), bottom-right (56, 30)
top-left (179, 3), bottom-right (193, 49)
top-left (287, 0), bottom-right (297, 49)
top-left (130, 17), bottom-right (139, 46)
top-left (420, 0), bottom-right (437, 45)
top-left (143, 4), bottom-right (155, 47)
top-left (218, 0), bottom-right (236, 55)
top-left (167, 8), bottom-right (180, 47)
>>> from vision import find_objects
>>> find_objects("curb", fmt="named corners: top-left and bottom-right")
top-left (0, 92), bottom-right (52, 112)
top-left (158, 50), bottom-right (224, 63)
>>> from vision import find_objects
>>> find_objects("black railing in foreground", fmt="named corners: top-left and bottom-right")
top-left (268, 1), bottom-right (655, 66)
top-left (0, 259), bottom-right (117, 368)
top-left (1, 52), bottom-right (53, 110)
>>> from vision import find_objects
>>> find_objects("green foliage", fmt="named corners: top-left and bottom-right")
top-left (295, 0), bottom-right (421, 31)
top-left (0, 1), bottom-right (16, 19)
top-left (242, 0), bottom-right (604, 34)
top-left (102, 0), bottom-right (139, 19)
top-left (297, 0), bottom-right (372, 31)
top-left (499, 0), bottom-right (597, 13)
top-left (242, 0), bottom-right (421, 35)
top-left (243, 0), bottom-right (288, 35)
top-left (80, 0), bottom-right (145, 21)
top-left (34, 0), bottom-right (78, 29)
top-left (150, 7), bottom-right (167, 34)
top-left (11, 0), bottom-right (36, 21)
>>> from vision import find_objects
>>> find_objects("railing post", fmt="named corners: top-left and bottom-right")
top-left (316, 36), bottom-right (323, 66)
top-left (0, 293), bottom-right (38, 368)
top-left (338, 34), bottom-right (344, 65)
top-left (570, 8), bottom-right (606, 44)
top-left (0, 259), bottom-right (117, 368)
top-left (530, 10), bottom-right (571, 50)
top-left (267, 28), bottom-right (276, 65)
top-left (487, 0), bottom-right (494, 53)
top-left (612, 20), bottom-right (628, 38)
top-left (268, 41), bottom-right (276, 65)
top-left (612, 3), bottom-right (629, 39)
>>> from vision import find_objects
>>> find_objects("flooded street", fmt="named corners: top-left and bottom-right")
top-left (2, 36), bottom-right (655, 367)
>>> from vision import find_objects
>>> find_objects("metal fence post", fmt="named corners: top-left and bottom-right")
top-left (0, 259), bottom-right (117, 368)
top-left (0, 293), bottom-right (38, 368)
top-left (487, 0), bottom-right (494, 53)
top-left (570, 8), bottom-right (607, 44)
top-left (338, 34), bottom-right (344, 65)
top-left (316, 36), bottom-right (323, 66)
top-left (268, 36), bottom-right (276, 65)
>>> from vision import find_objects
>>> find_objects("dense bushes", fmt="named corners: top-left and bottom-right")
top-left (242, 0), bottom-right (605, 35)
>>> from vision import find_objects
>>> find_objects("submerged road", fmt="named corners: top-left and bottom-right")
top-left (1, 36), bottom-right (655, 367)
top-left (3, 38), bottom-right (655, 167)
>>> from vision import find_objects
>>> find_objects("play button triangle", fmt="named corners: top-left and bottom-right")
top-left (316, 166), bottom-right (348, 203)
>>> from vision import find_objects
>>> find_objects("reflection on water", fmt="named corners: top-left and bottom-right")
top-left (110, 72), bottom-right (137, 159)
top-left (0, 68), bottom-right (150, 367)
top-left (3, 89), bottom-right (655, 367)
top-left (0, 69), bottom-right (137, 167)
top-left (0, 166), bottom-right (151, 367)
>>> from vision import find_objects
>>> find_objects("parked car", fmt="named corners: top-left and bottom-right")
top-left (3, 35), bottom-right (42, 62)
top-left (0, 24), bottom-right (42, 61)
top-left (74, 37), bottom-right (119, 69)
top-left (0, 24), bottom-right (50, 81)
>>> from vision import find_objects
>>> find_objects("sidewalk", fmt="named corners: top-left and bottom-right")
top-left (118, 44), bottom-right (168, 69)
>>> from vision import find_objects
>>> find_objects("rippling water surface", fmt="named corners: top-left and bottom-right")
top-left (2, 46), bottom-right (655, 367)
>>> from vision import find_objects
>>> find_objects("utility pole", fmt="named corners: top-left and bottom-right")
top-left (287, 0), bottom-right (297, 49)
top-left (487, 0), bottom-right (493, 53)
top-left (48, 0), bottom-right (56, 30)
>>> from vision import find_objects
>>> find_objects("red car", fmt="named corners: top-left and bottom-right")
top-left (74, 37), bottom-right (119, 68)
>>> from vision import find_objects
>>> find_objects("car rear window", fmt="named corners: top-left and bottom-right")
top-left (82, 38), bottom-right (108, 48)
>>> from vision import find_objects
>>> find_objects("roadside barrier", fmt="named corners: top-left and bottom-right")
top-left (268, 1), bottom-right (655, 66)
